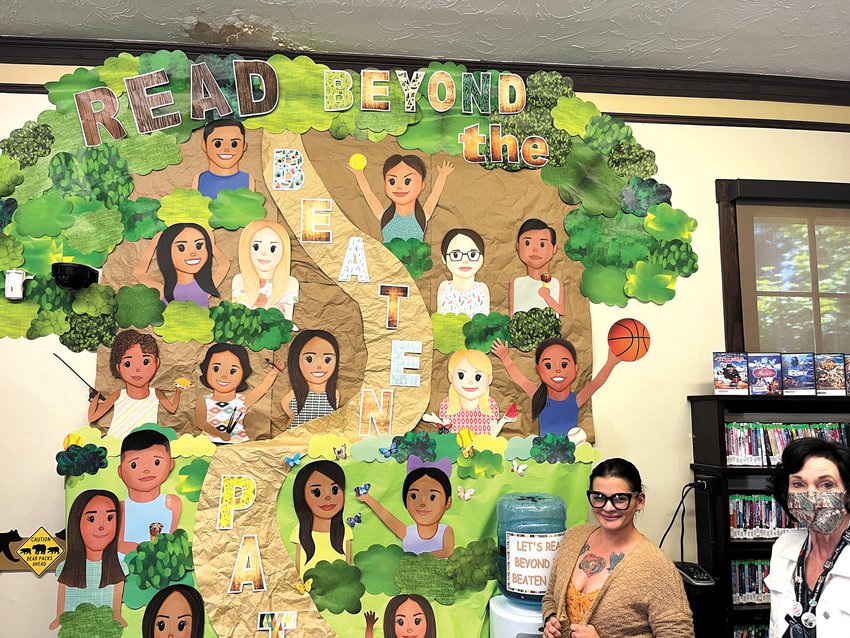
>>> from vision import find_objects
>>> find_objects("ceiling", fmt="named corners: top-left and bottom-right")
top-left (1, 0), bottom-right (848, 82)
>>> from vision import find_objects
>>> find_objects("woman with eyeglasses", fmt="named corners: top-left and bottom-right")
top-left (542, 458), bottom-right (693, 638)
top-left (765, 438), bottom-right (850, 638)
top-left (436, 228), bottom-right (490, 316)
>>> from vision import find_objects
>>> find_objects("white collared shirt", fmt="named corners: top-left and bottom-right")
top-left (765, 529), bottom-right (850, 637)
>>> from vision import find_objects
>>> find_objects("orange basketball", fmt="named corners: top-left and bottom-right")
top-left (607, 318), bottom-right (651, 362)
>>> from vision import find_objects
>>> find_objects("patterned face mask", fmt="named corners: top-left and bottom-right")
top-left (787, 491), bottom-right (848, 534)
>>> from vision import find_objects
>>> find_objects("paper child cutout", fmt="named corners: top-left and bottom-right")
top-left (281, 330), bottom-right (340, 429)
top-left (142, 584), bottom-right (206, 638)
top-left (50, 490), bottom-right (128, 630)
top-left (364, 594), bottom-right (438, 638)
top-left (509, 219), bottom-right (565, 317)
top-left (191, 118), bottom-right (256, 199)
top-left (349, 154), bottom-right (454, 243)
top-left (117, 430), bottom-right (182, 555)
top-left (356, 456), bottom-right (454, 559)
top-left (491, 337), bottom-right (621, 438)
top-left (195, 343), bottom-right (284, 443)
top-left (232, 220), bottom-right (300, 328)
top-left (290, 460), bottom-right (352, 578)
top-left (435, 349), bottom-right (503, 436)
top-left (437, 228), bottom-right (490, 316)
top-left (88, 330), bottom-right (183, 439)
top-left (134, 223), bottom-right (230, 307)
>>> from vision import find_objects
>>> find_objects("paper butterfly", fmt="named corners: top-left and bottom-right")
top-left (456, 428), bottom-right (475, 458)
top-left (284, 452), bottom-right (302, 467)
top-left (437, 424), bottom-right (450, 435)
top-left (511, 459), bottom-right (528, 476)
top-left (457, 486), bottom-right (475, 501)
top-left (347, 513), bottom-right (362, 528)
top-left (295, 578), bottom-right (313, 594)
top-left (334, 444), bottom-right (348, 461)
top-left (379, 440), bottom-right (399, 458)
top-left (354, 483), bottom-right (371, 497)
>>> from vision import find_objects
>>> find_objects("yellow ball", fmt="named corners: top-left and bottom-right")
top-left (348, 153), bottom-right (368, 170)
top-left (63, 433), bottom-right (83, 449)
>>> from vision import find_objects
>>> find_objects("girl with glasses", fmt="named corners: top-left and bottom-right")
top-left (436, 228), bottom-right (490, 316)
top-left (542, 458), bottom-right (693, 638)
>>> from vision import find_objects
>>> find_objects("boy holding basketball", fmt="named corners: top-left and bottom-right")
top-left (509, 218), bottom-right (566, 317)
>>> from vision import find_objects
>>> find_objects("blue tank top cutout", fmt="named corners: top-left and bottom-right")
top-left (381, 208), bottom-right (425, 243)
top-left (197, 170), bottom-right (250, 199)
top-left (537, 392), bottom-right (579, 436)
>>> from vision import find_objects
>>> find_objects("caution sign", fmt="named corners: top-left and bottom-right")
top-left (16, 527), bottom-right (64, 576)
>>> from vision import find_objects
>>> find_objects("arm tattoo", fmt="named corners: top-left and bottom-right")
top-left (578, 553), bottom-right (606, 576)
top-left (608, 551), bottom-right (624, 572)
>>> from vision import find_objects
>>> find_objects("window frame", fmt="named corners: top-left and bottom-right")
top-left (716, 179), bottom-right (850, 351)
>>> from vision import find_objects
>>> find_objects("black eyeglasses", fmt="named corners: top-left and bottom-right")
top-left (586, 490), bottom-right (639, 510)
top-left (446, 249), bottom-right (482, 262)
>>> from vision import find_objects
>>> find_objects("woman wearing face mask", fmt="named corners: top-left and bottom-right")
top-left (766, 438), bottom-right (850, 637)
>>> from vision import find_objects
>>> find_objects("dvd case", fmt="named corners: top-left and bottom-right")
top-left (747, 353), bottom-right (782, 396)
top-left (781, 353), bottom-right (815, 396)
top-left (815, 353), bottom-right (846, 396)
top-left (714, 352), bottom-right (749, 395)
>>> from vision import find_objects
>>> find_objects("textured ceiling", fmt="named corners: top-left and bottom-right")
top-left (1, 0), bottom-right (849, 81)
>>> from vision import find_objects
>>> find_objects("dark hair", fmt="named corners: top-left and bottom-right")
top-left (590, 458), bottom-right (644, 494)
top-left (292, 460), bottom-right (346, 564)
top-left (59, 490), bottom-right (125, 589)
top-left (142, 584), bottom-right (206, 638)
top-left (110, 330), bottom-right (160, 379)
top-left (380, 155), bottom-right (427, 233)
top-left (440, 228), bottom-right (485, 257)
top-left (156, 223), bottom-right (220, 303)
top-left (517, 218), bottom-right (556, 244)
top-left (382, 594), bottom-right (437, 638)
top-left (199, 343), bottom-right (253, 392)
top-left (402, 467), bottom-right (452, 507)
top-left (121, 428), bottom-right (171, 459)
top-left (203, 118), bottom-right (245, 141)
top-left (531, 338), bottom-right (577, 421)
top-left (770, 438), bottom-right (850, 519)
top-left (287, 330), bottom-right (340, 413)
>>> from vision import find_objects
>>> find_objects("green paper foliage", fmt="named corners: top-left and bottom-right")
top-left (48, 144), bottom-right (134, 208)
top-left (12, 191), bottom-right (74, 237)
top-left (644, 203), bottom-right (698, 242)
top-left (57, 603), bottom-right (123, 638)
top-left (353, 544), bottom-right (405, 596)
top-left (55, 443), bottom-right (108, 477)
top-left (157, 189), bottom-right (212, 229)
top-left (564, 206), bottom-right (655, 270)
top-left (583, 113), bottom-right (635, 155)
top-left (395, 553), bottom-right (456, 605)
top-left (24, 275), bottom-right (73, 311)
top-left (72, 284), bottom-right (118, 317)
top-left (446, 538), bottom-right (498, 592)
top-left (94, 52), bottom-right (140, 97)
top-left (155, 301), bottom-right (215, 344)
top-left (456, 449), bottom-right (505, 479)
top-left (119, 197), bottom-right (165, 242)
top-left (0, 299), bottom-right (40, 339)
top-left (115, 284), bottom-right (166, 328)
top-left (608, 140), bottom-right (658, 179)
top-left (127, 529), bottom-right (193, 590)
top-left (384, 238), bottom-right (432, 279)
top-left (550, 95), bottom-right (601, 137)
top-left (45, 67), bottom-right (104, 114)
top-left (620, 177), bottom-right (672, 217)
top-left (0, 197), bottom-right (16, 230)
top-left (175, 457), bottom-right (210, 503)
top-left (59, 311), bottom-right (118, 352)
top-left (208, 188), bottom-right (267, 230)
top-left (646, 238), bottom-right (699, 278)
top-left (0, 120), bottom-right (54, 168)
top-left (303, 560), bottom-right (366, 614)
top-left (27, 308), bottom-right (71, 339)
top-left (243, 55), bottom-right (336, 134)
top-left (508, 307), bottom-right (561, 353)
top-left (580, 265), bottom-right (629, 308)
top-left (210, 300), bottom-right (293, 351)
top-left (137, 50), bottom-right (205, 144)
top-left (0, 156), bottom-right (23, 197)
top-left (463, 312), bottom-right (510, 352)
top-left (541, 139), bottom-right (627, 217)
top-left (389, 431), bottom-right (437, 463)
top-left (624, 261), bottom-right (677, 305)
top-left (0, 233), bottom-right (24, 269)
top-left (64, 207), bottom-right (124, 254)
top-left (530, 434), bottom-right (576, 464)
top-left (431, 312), bottom-right (470, 354)
top-left (397, 61), bottom-right (494, 155)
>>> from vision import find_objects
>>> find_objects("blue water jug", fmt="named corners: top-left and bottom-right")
top-left (497, 492), bottom-right (566, 606)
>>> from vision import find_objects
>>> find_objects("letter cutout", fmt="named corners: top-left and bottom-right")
top-left (359, 388), bottom-right (394, 436)
top-left (300, 198), bottom-right (333, 243)
top-left (458, 123), bottom-right (487, 163)
top-left (490, 124), bottom-right (520, 164)
top-left (378, 284), bottom-right (409, 329)
top-left (273, 148), bottom-right (305, 191)
top-left (258, 611), bottom-right (298, 638)
top-left (361, 69), bottom-right (391, 111)
top-left (461, 72), bottom-right (492, 115)
top-left (234, 60), bottom-right (279, 117)
top-left (499, 72), bottom-right (526, 114)
top-left (125, 70), bottom-right (182, 134)
top-left (521, 136), bottom-right (550, 167)
top-left (428, 70), bottom-right (456, 113)
top-left (190, 62), bottom-right (234, 120)
top-left (324, 70), bottom-right (354, 111)
top-left (390, 340), bottom-right (422, 387)
top-left (339, 237), bottom-right (370, 282)
top-left (395, 70), bottom-right (425, 112)
top-left (217, 475), bottom-right (258, 530)
top-left (228, 534), bottom-right (267, 593)
top-left (74, 87), bottom-right (127, 147)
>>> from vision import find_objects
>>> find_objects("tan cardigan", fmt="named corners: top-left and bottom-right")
top-left (542, 524), bottom-right (694, 638)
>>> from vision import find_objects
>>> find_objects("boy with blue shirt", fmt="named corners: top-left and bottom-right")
top-left (192, 118), bottom-right (256, 199)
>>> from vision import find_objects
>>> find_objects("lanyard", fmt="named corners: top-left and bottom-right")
top-left (793, 527), bottom-right (850, 624)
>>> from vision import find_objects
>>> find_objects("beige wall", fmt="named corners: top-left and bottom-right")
top-left (2, 87), bottom-right (850, 632)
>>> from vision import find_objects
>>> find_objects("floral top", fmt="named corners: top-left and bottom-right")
top-left (437, 280), bottom-right (489, 316)
top-left (438, 396), bottom-right (500, 435)
top-left (566, 580), bottom-right (600, 624)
